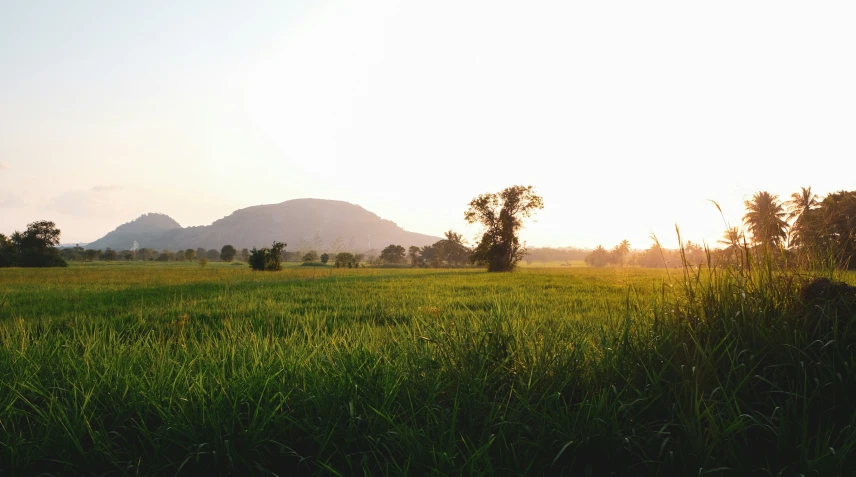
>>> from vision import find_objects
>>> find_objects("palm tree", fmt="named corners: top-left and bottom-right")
top-left (717, 226), bottom-right (744, 249)
top-left (743, 191), bottom-right (788, 248)
top-left (784, 186), bottom-right (818, 246)
top-left (785, 186), bottom-right (818, 223)
top-left (444, 230), bottom-right (465, 245)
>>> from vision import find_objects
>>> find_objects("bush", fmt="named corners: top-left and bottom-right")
top-left (199, 257), bottom-right (208, 268)
top-left (249, 242), bottom-right (286, 271)
top-left (300, 262), bottom-right (328, 267)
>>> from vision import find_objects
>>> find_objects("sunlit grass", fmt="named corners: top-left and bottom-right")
top-left (1, 263), bottom-right (854, 475)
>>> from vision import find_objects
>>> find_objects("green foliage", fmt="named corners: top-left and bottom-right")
top-left (302, 250), bottom-right (319, 262)
top-left (249, 242), bottom-right (286, 271)
top-left (743, 191), bottom-right (789, 248)
top-left (791, 190), bottom-right (856, 269)
top-left (584, 245), bottom-right (610, 267)
top-left (379, 244), bottom-right (406, 264)
top-left (198, 257), bottom-right (208, 268)
top-left (206, 249), bottom-right (219, 261)
top-left (102, 248), bottom-right (118, 261)
top-left (0, 220), bottom-right (67, 268)
top-left (220, 244), bottom-right (237, 262)
top-left (320, 253), bottom-right (329, 264)
top-left (185, 248), bottom-right (196, 261)
top-left (466, 185), bottom-right (544, 272)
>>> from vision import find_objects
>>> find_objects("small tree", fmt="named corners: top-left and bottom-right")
top-left (240, 248), bottom-right (249, 262)
top-left (220, 245), bottom-right (237, 262)
top-left (185, 249), bottom-right (196, 261)
top-left (206, 249), bottom-right (219, 261)
top-left (320, 253), bottom-right (330, 264)
top-left (199, 257), bottom-right (209, 268)
top-left (408, 246), bottom-right (421, 267)
top-left (103, 248), bottom-right (118, 261)
top-left (302, 250), bottom-right (319, 262)
top-left (335, 252), bottom-right (355, 268)
top-left (196, 247), bottom-right (207, 260)
top-left (465, 185), bottom-right (544, 272)
top-left (84, 249), bottom-right (100, 262)
top-left (249, 242), bottom-right (286, 271)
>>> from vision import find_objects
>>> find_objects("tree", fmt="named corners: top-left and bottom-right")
top-left (335, 252), bottom-right (355, 268)
top-left (437, 230), bottom-right (471, 266)
top-left (103, 248), bottom-right (118, 261)
top-left (84, 249), bottom-right (101, 262)
top-left (465, 185), bottom-right (544, 272)
top-left (420, 244), bottom-right (440, 267)
top-left (743, 191), bottom-right (788, 248)
top-left (0, 234), bottom-right (14, 267)
top-left (196, 247), bottom-right (207, 261)
top-left (408, 246), bottom-right (421, 267)
top-left (12, 220), bottom-right (67, 267)
top-left (302, 250), bottom-right (319, 262)
top-left (240, 248), bottom-right (249, 262)
top-left (249, 241), bottom-right (286, 271)
top-left (785, 186), bottom-right (818, 246)
top-left (206, 249), bottom-right (219, 261)
top-left (220, 245), bottom-right (237, 262)
top-left (380, 245), bottom-right (406, 264)
top-left (320, 253), bottom-right (330, 264)
top-left (793, 190), bottom-right (856, 269)
top-left (585, 246), bottom-right (610, 268)
top-left (185, 249), bottom-right (196, 261)
top-left (718, 226), bottom-right (744, 249)
top-left (608, 239), bottom-right (631, 266)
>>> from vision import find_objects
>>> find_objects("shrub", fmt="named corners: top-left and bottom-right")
top-left (249, 242), bottom-right (286, 271)
top-left (199, 257), bottom-right (208, 268)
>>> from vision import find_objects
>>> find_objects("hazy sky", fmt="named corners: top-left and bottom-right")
top-left (2, 1), bottom-right (854, 249)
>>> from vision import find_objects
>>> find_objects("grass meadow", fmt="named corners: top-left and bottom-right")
top-left (1, 262), bottom-right (855, 476)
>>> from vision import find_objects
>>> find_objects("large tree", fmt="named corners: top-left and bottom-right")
top-left (743, 191), bottom-right (788, 248)
top-left (6, 220), bottom-right (68, 267)
top-left (220, 244), bottom-right (237, 262)
top-left (465, 185), bottom-right (544, 272)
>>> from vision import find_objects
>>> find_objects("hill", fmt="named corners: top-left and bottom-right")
top-left (86, 199), bottom-right (441, 252)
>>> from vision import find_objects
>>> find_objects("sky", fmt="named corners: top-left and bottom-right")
top-left (2, 1), bottom-right (855, 249)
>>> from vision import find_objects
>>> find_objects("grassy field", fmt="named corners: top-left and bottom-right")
top-left (1, 263), bottom-right (855, 476)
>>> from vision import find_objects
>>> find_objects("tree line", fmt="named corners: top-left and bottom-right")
top-left (2, 185), bottom-right (546, 272)
top-left (585, 187), bottom-right (856, 269)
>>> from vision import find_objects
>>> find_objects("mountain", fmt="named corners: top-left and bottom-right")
top-left (86, 199), bottom-right (441, 252)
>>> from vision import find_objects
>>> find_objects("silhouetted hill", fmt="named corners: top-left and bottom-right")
top-left (87, 199), bottom-right (441, 251)
top-left (87, 213), bottom-right (181, 250)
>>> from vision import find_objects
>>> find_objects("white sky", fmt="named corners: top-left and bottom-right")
top-left (2, 1), bottom-right (854, 249)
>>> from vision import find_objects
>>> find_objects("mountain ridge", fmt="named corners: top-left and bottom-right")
top-left (86, 198), bottom-right (441, 251)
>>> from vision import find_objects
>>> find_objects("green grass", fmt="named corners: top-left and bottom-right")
top-left (1, 263), bottom-right (854, 475)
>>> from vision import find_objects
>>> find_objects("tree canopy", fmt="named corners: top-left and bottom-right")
top-left (0, 220), bottom-right (67, 268)
top-left (465, 185), bottom-right (543, 272)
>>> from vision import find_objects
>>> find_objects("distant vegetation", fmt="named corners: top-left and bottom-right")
top-left (4, 187), bottom-right (856, 272)
top-left (585, 187), bottom-right (856, 270)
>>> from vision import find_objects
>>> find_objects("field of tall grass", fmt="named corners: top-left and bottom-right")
top-left (1, 262), bottom-right (854, 475)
